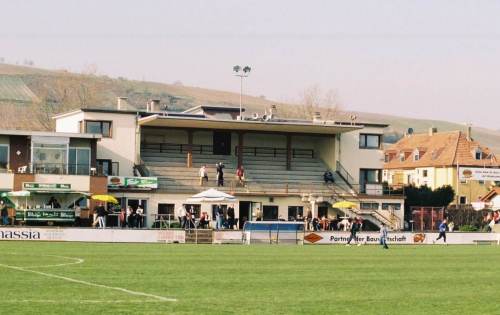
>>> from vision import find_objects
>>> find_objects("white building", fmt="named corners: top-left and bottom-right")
top-left (54, 100), bottom-right (405, 230)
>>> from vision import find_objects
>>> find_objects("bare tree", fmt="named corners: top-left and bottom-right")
top-left (281, 85), bottom-right (342, 120)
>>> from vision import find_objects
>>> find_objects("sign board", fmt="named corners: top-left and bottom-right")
top-left (15, 209), bottom-right (75, 222)
top-left (0, 228), bottom-right (185, 243)
top-left (459, 167), bottom-right (500, 181)
top-left (23, 182), bottom-right (71, 191)
top-left (304, 232), bottom-right (500, 245)
top-left (108, 176), bottom-right (158, 189)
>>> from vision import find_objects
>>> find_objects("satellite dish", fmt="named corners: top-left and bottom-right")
top-left (407, 128), bottom-right (414, 135)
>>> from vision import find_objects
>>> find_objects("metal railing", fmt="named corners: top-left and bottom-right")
top-left (30, 163), bottom-right (92, 175)
top-left (235, 146), bottom-right (314, 158)
top-left (142, 142), bottom-right (214, 154)
top-left (335, 161), bottom-right (356, 189)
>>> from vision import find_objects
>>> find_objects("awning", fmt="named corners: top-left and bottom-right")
top-left (186, 189), bottom-right (237, 203)
top-left (138, 115), bottom-right (361, 135)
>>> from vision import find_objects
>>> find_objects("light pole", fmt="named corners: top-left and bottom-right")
top-left (233, 65), bottom-right (251, 119)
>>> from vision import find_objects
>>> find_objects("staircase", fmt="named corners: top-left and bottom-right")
top-left (185, 229), bottom-right (213, 244)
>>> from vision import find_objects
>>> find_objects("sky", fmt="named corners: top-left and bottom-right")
top-left (1, 0), bottom-right (500, 129)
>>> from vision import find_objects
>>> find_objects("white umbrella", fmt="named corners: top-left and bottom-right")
top-left (186, 188), bottom-right (237, 203)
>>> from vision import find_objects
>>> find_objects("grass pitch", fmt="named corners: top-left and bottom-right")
top-left (0, 242), bottom-right (499, 315)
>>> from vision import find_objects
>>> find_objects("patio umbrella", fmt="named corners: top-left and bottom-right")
top-left (91, 194), bottom-right (119, 204)
top-left (332, 201), bottom-right (357, 209)
top-left (186, 188), bottom-right (237, 203)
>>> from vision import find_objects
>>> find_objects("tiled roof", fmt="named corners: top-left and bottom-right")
top-left (481, 187), bottom-right (500, 202)
top-left (384, 131), bottom-right (500, 169)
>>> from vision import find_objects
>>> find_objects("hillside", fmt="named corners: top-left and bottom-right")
top-left (1, 63), bottom-right (499, 152)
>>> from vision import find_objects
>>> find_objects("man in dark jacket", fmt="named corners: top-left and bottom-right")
top-left (1, 200), bottom-right (9, 225)
top-left (346, 218), bottom-right (361, 246)
top-left (95, 202), bottom-right (107, 229)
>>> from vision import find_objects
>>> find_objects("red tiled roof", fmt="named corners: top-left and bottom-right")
top-left (384, 131), bottom-right (500, 169)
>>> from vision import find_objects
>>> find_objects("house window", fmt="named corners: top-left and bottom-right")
top-left (97, 159), bottom-right (119, 176)
top-left (359, 134), bottom-right (381, 149)
top-left (381, 203), bottom-right (401, 210)
top-left (85, 120), bottom-right (112, 138)
top-left (414, 151), bottom-right (420, 161)
top-left (158, 203), bottom-right (175, 216)
top-left (384, 154), bottom-right (390, 163)
top-left (475, 150), bottom-right (482, 160)
top-left (400, 153), bottom-right (405, 162)
top-left (459, 196), bottom-right (467, 205)
top-left (423, 170), bottom-right (428, 178)
top-left (360, 202), bottom-right (379, 210)
top-left (0, 144), bottom-right (8, 169)
top-left (68, 148), bottom-right (90, 175)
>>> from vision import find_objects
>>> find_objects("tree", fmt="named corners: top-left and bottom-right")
top-left (280, 84), bottom-right (342, 120)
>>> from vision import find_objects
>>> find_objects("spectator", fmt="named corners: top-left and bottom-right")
top-left (95, 202), bottom-right (107, 229)
top-left (119, 208), bottom-right (126, 228)
top-left (74, 205), bottom-right (81, 227)
top-left (199, 211), bottom-right (208, 229)
top-left (199, 165), bottom-right (208, 186)
top-left (227, 205), bottom-right (235, 229)
top-left (1, 200), bottom-right (8, 226)
top-left (448, 221), bottom-right (454, 232)
top-left (306, 211), bottom-right (312, 231)
top-left (216, 162), bottom-right (225, 187)
top-left (312, 217), bottom-right (320, 231)
top-left (323, 171), bottom-right (335, 184)
top-left (126, 206), bottom-right (133, 228)
top-left (278, 214), bottom-right (286, 222)
top-left (136, 205), bottom-right (144, 228)
top-left (179, 205), bottom-right (187, 229)
top-left (215, 205), bottom-right (224, 230)
top-left (48, 196), bottom-right (61, 209)
top-left (236, 166), bottom-right (245, 186)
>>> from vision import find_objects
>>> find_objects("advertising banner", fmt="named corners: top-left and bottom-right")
top-left (0, 228), bottom-right (185, 243)
top-left (108, 176), bottom-right (158, 189)
top-left (459, 167), bottom-right (500, 181)
top-left (304, 232), bottom-right (500, 245)
top-left (15, 209), bottom-right (75, 222)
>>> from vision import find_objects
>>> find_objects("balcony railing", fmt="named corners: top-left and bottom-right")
top-left (142, 143), bottom-right (214, 154)
top-left (29, 163), bottom-right (92, 175)
top-left (235, 146), bottom-right (314, 158)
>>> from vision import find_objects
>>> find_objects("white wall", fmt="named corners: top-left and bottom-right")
top-left (0, 173), bottom-right (14, 190)
top-left (339, 126), bottom-right (386, 183)
top-left (55, 112), bottom-right (85, 133)
top-left (34, 174), bottom-right (90, 192)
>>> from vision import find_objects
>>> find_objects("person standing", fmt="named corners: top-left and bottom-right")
top-left (215, 205), bottom-right (224, 230)
top-left (74, 205), bottom-right (81, 227)
top-left (126, 206), bottom-right (133, 228)
top-left (119, 208), bottom-right (126, 228)
top-left (227, 205), bottom-right (235, 229)
top-left (434, 219), bottom-right (448, 244)
top-left (1, 200), bottom-right (9, 226)
top-left (379, 222), bottom-right (389, 249)
top-left (216, 162), bottom-right (225, 187)
top-left (136, 205), bottom-right (144, 228)
top-left (95, 202), bottom-right (107, 229)
top-left (236, 166), bottom-right (245, 186)
top-left (199, 165), bottom-right (208, 186)
top-left (346, 218), bottom-right (361, 246)
top-left (179, 205), bottom-right (187, 229)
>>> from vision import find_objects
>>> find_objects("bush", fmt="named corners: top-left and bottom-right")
top-left (458, 225), bottom-right (479, 232)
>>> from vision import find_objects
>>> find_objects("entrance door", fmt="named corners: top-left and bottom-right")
top-left (239, 201), bottom-right (251, 229)
top-left (263, 205), bottom-right (279, 221)
top-left (213, 131), bottom-right (231, 155)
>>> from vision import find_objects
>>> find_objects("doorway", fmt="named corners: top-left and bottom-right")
top-left (213, 131), bottom-right (232, 155)
top-left (239, 201), bottom-right (251, 228)
top-left (263, 205), bottom-right (279, 221)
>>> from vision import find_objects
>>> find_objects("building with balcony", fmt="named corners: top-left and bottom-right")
top-left (53, 99), bottom-right (405, 229)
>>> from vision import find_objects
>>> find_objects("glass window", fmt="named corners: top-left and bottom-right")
top-left (359, 134), bottom-right (380, 149)
top-left (475, 150), bottom-right (482, 160)
top-left (85, 121), bottom-right (112, 138)
top-left (360, 202), bottom-right (379, 210)
top-left (69, 148), bottom-right (90, 175)
top-left (423, 170), bottom-right (428, 177)
top-left (32, 143), bottom-right (67, 174)
top-left (382, 203), bottom-right (401, 210)
top-left (0, 145), bottom-right (8, 169)
top-left (97, 159), bottom-right (111, 176)
top-left (459, 196), bottom-right (467, 205)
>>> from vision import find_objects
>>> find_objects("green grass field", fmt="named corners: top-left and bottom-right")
top-left (1, 242), bottom-right (499, 315)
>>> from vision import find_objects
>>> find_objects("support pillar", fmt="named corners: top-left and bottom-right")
top-left (286, 134), bottom-right (292, 171)
top-left (237, 132), bottom-right (244, 168)
top-left (187, 130), bottom-right (193, 168)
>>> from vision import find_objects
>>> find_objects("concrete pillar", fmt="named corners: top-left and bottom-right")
top-left (286, 134), bottom-right (292, 171)
top-left (187, 130), bottom-right (193, 168)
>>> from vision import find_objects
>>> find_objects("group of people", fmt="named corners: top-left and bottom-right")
top-left (178, 204), bottom-right (237, 230)
top-left (92, 202), bottom-right (144, 229)
top-left (291, 212), bottom-right (363, 232)
top-left (485, 210), bottom-right (500, 231)
top-left (199, 163), bottom-right (245, 187)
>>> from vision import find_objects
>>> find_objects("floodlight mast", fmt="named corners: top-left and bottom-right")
top-left (233, 65), bottom-right (251, 120)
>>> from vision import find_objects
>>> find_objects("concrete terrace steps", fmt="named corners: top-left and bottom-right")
top-left (185, 229), bottom-right (213, 244)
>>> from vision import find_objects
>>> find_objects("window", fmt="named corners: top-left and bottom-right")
top-left (360, 202), bottom-right (379, 210)
top-left (414, 151), bottom-right (420, 161)
top-left (381, 203), bottom-right (401, 210)
top-left (459, 196), bottom-right (467, 205)
top-left (384, 154), bottom-right (390, 163)
top-left (423, 170), bottom-right (428, 178)
top-left (85, 120), bottom-right (112, 137)
top-left (32, 142), bottom-right (68, 174)
top-left (288, 206), bottom-right (303, 221)
top-left (360, 169), bottom-right (382, 193)
top-left (158, 204), bottom-right (175, 216)
top-left (0, 144), bottom-right (8, 169)
top-left (359, 134), bottom-right (381, 149)
top-left (475, 150), bottom-right (482, 160)
top-left (96, 159), bottom-right (119, 176)
top-left (68, 148), bottom-right (90, 175)
top-left (400, 153), bottom-right (405, 162)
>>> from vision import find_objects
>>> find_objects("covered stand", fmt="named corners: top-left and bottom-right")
top-left (186, 189), bottom-right (238, 228)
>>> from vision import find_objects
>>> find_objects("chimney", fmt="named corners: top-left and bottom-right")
top-left (429, 127), bottom-right (437, 136)
top-left (148, 99), bottom-right (161, 112)
top-left (117, 97), bottom-right (128, 110)
top-left (466, 124), bottom-right (472, 141)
